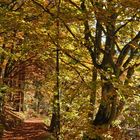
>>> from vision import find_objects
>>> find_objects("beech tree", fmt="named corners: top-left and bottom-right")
top-left (55, 0), bottom-right (140, 139)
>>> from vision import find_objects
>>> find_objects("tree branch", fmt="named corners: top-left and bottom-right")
top-left (32, 0), bottom-right (55, 17)
top-left (114, 13), bottom-right (137, 35)
top-left (116, 31), bottom-right (140, 67)
top-left (66, 0), bottom-right (81, 10)
top-left (122, 48), bottom-right (138, 69)
top-left (81, 0), bottom-right (101, 69)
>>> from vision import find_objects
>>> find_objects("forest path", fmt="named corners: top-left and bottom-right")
top-left (1, 118), bottom-right (49, 140)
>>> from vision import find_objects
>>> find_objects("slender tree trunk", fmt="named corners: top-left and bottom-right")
top-left (19, 62), bottom-right (25, 112)
top-left (49, 35), bottom-right (60, 138)
top-left (49, 1), bottom-right (61, 139)
top-left (14, 62), bottom-right (25, 112)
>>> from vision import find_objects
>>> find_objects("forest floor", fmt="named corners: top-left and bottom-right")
top-left (1, 118), bottom-right (50, 140)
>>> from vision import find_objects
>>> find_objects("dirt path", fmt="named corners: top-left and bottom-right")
top-left (1, 118), bottom-right (49, 140)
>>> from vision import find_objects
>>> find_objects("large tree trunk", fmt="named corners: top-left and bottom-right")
top-left (93, 79), bottom-right (117, 126)
top-left (83, 78), bottom-right (118, 140)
